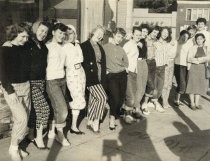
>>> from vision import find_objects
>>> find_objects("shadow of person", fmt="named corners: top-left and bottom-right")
top-left (164, 121), bottom-right (210, 161)
top-left (46, 139), bottom-right (62, 161)
top-left (102, 118), bottom-right (162, 161)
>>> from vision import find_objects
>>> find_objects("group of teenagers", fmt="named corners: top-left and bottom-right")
top-left (0, 17), bottom-right (210, 161)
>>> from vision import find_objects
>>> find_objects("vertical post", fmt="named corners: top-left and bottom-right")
top-left (125, 0), bottom-right (133, 33)
top-left (38, 0), bottom-right (43, 20)
top-left (81, 0), bottom-right (88, 42)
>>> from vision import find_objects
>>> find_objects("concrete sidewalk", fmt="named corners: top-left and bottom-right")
top-left (0, 88), bottom-right (210, 161)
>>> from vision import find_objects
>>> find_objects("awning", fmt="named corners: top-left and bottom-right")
top-left (0, 0), bottom-right (34, 3)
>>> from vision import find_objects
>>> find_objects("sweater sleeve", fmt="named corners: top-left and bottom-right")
top-left (0, 47), bottom-right (14, 94)
top-left (122, 48), bottom-right (129, 68)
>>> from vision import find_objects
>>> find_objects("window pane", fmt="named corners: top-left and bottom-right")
top-left (186, 9), bottom-right (192, 20)
top-left (192, 9), bottom-right (197, 21)
top-left (203, 9), bottom-right (209, 21)
top-left (198, 8), bottom-right (203, 18)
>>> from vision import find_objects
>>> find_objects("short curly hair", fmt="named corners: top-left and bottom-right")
top-left (89, 25), bottom-right (106, 39)
top-left (195, 33), bottom-right (206, 44)
top-left (6, 22), bottom-right (30, 41)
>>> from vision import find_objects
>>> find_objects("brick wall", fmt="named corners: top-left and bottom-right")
top-left (177, 3), bottom-right (210, 37)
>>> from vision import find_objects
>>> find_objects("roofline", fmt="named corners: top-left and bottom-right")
top-left (177, 1), bottom-right (210, 5)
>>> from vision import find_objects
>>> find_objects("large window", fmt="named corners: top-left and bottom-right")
top-left (186, 8), bottom-right (209, 21)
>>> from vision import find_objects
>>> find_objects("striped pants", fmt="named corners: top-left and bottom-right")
top-left (30, 80), bottom-right (50, 129)
top-left (87, 84), bottom-right (107, 121)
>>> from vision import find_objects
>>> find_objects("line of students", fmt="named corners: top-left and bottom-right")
top-left (0, 17), bottom-right (210, 161)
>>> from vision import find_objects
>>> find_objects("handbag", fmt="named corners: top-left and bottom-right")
top-left (205, 63), bottom-right (210, 79)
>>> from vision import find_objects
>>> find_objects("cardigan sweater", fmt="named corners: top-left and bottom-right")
top-left (27, 38), bottom-right (48, 80)
top-left (80, 40), bottom-right (106, 87)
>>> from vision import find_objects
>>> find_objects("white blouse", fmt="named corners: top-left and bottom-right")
top-left (46, 41), bottom-right (66, 80)
top-left (64, 42), bottom-right (84, 71)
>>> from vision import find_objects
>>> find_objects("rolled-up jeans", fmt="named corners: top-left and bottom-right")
top-left (3, 81), bottom-right (30, 144)
top-left (46, 78), bottom-right (68, 128)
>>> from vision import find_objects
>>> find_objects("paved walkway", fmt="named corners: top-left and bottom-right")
top-left (0, 86), bottom-right (210, 161)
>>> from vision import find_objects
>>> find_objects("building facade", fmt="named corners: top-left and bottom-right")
top-left (177, 0), bottom-right (210, 37)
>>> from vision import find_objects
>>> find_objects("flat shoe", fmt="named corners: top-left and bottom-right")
top-left (33, 140), bottom-right (47, 150)
top-left (190, 105), bottom-right (196, 111)
top-left (196, 105), bottom-right (203, 110)
top-left (109, 127), bottom-right (116, 130)
top-left (70, 129), bottom-right (85, 135)
top-left (55, 136), bottom-right (70, 146)
top-left (19, 150), bottom-right (29, 158)
top-left (86, 125), bottom-right (100, 134)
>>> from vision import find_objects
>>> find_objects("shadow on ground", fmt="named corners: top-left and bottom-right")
top-left (102, 118), bottom-right (162, 161)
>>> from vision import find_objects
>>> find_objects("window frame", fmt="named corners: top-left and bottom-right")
top-left (185, 8), bottom-right (210, 21)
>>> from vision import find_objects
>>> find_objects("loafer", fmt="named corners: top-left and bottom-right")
top-left (190, 105), bottom-right (196, 111)
top-left (19, 150), bottom-right (29, 158)
top-left (196, 105), bottom-right (203, 110)
top-left (141, 108), bottom-right (150, 115)
top-left (55, 136), bottom-right (70, 146)
top-left (70, 129), bottom-right (85, 135)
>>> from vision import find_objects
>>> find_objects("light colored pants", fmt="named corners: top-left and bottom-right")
top-left (134, 60), bottom-right (148, 109)
top-left (125, 60), bottom-right (148, 109)
top-left (162, 60), bottom-right (174, 106)
top-left (66, 67), bottom-right (86, 110)
top-left (3, 81), bottom-right (30, 144)
top-left (46, 78), bottom-right (68, 128)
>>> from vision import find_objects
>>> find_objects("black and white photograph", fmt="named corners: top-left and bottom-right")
top-left (0, 0), bottom-right (210, 161)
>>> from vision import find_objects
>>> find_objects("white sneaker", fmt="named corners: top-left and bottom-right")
top-left (141, 103), bottom-right (150, 115)
top-left (147, 101), bottom-right (155, 108)
top-left (48, 131), bottom-right (56, 139)
top-left (155, 102), bottom-right (165, 113)
top-left (19, 150), bottom-right (29, 158)
top-left (142, 108), bottom-right (151, 115)
top-left (55, 136), bottom-right (70, 146)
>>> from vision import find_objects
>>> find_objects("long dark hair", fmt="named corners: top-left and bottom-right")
top-left (157, 26), bottom-right (172, 43)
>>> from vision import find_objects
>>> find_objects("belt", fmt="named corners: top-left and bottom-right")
top-left (74, 63), bottom-right (81, 70)
top-left (138, 58), bottom-right (146, 61)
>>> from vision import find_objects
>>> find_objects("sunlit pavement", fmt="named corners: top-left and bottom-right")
top-left (0, 86), bottom-right (210, 161)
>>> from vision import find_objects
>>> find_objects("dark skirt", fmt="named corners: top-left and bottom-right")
top-left (186, 64), bottom-right (208, 96)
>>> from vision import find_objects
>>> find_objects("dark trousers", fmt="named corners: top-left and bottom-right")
top-left (145, 59), bottom-right (156, 97)
top-left (174, 64), bottom-right (188, 94)
top-left (106, 71), bottom-right (127, 118)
